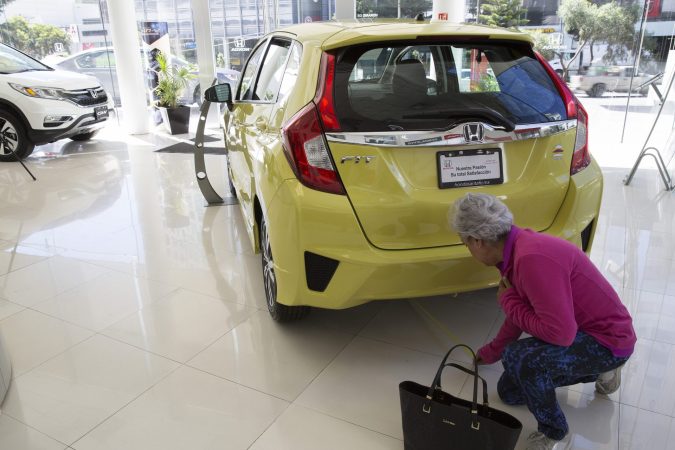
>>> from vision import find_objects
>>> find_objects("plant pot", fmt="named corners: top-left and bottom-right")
top-left (159, 105), bottom-right (190, 135)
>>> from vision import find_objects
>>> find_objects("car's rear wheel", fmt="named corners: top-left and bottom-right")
top-left (70, 130), bottom-right (100, 141)
top-left (590, 83), bottom-right (606, 97)
top-left (0, 109), bottom-right (34, 162)
top-left (260, 215), bottom-right (310, 322)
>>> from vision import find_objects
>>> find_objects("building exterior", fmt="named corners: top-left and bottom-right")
top-left (1, 0), bottom-right (111, 53)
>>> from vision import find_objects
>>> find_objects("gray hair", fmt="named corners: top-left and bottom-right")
top-left (451, 193), bottom-right (513, 243)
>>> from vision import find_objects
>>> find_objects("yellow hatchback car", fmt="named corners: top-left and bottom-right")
top-left (218, 21), bottom-right (602, 321)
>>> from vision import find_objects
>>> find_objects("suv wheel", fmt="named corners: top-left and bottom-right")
top-left (0, 109), bottom-right (35, 162)
top-left (590, 83), bottom-right (606, 97)
top-left (70, 130), bottom-right (100, 141)
top-left (260, 215), bottom-right (309, 322)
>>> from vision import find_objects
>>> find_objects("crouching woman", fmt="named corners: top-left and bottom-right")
top-left (451, 193), bottom-right (636, 450)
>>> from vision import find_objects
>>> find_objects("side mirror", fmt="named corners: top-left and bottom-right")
top-left (204, 83), bottom-right (232, 103)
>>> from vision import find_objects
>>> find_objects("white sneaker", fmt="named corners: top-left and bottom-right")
top-left (525, 431), bottom-right (571, 450)
top-left (595, 365), bottom-right (623, 395)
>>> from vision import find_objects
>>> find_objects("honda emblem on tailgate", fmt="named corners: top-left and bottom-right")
top-left (463, 123), bottom-right (484, 143)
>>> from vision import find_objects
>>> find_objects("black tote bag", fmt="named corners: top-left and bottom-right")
top-left (399, 344), bottom-right (522, 450)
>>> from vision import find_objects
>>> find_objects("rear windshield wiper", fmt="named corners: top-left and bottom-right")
top-left (403, 109), bottom-right (516, 132)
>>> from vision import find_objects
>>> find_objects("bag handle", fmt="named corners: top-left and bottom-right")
top-left (423, 344), bottom-right (482, 430)
top-left (439, 363), bottom-right (489, 407)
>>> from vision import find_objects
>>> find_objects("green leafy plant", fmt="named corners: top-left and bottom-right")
top-left (0, 16), bottom-right (71, 59)
top-left (479, 0), bottom-right (529, 29)
top-left (154, 51), bottom-right (196, 109)
top-left (478, 74), bottom-right (500, 92)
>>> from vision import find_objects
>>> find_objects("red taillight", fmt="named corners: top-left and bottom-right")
top-left (282, 103), bottom-right (345, 195)
top-left (535, 51), bottom-right (576, 118)
top-left (534, 51), bottom-right (590, 174)
top-left (314, 52), bottom-right (340, 132)
top-left (571, 102), bottom-right (591, 174)
top-left (280, 51), bottom-right (345, 194)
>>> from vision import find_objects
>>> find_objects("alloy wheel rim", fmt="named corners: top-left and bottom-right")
top-left (261, 220), bottom-right (277, 310)
top-left (0, 118), bottom-right (19, 156)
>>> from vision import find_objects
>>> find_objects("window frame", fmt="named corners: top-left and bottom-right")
top-left (236, 37), bottom-right (270, 102)
top-left (334, 39), bottom-right (568, 132)
top-left (251, 37), bottom-right (293, 104)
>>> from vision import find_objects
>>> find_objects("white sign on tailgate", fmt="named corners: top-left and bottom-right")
top-left (437, 149), bottom-right (503, 188)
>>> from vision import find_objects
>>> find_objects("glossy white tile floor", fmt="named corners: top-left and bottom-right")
top-left (1, 97), bottom-right (675, 449)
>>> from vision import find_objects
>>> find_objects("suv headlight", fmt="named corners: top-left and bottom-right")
top-left (8, 83), bottom-right (66, 100)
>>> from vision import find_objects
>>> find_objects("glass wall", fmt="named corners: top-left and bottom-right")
top-left (522, 0), bottom-right (559, 26)
top-left (209, 0), bottom-right (296, 72)
top-left (130, 0), bottom-right (334, 71)
top-left (355, 0), bottom-right (432, 19)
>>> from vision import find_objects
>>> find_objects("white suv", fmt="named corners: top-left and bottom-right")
top-left (0, 43), bottom-right (111, 162)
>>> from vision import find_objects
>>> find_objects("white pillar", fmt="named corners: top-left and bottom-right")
top-left (664, 49), bottom-right (675, 103)
top-left (431, 0), bottom-right (465, 23)
top-left (335, 0), bottom-right (355, 20)
top-left (191, 0), bottom-right (219, 127)
top-left (107, 0), bottom-right (150, 134)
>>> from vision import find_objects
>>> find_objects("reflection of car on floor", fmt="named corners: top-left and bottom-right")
top-left (0, 43), bottom-right (111, 162)
top-left (219, 21), bottom-right (602, 322)
top-left (569, 65), bottom-right (651, 97)
top-left (53, 47), bottom-right (240, 106)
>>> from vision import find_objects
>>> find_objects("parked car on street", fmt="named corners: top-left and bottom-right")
top-left (0, 42), bottom-right (111, 161)
top-left (53, 47), bottom-right (240, 106)
top-left (569, 65), bottom-right (651, 97)
top-left (217, 21), bottom-right (602, 321)
top-left (547, 50), bottom-right (583, 76)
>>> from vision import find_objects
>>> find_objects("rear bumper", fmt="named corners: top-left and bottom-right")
top-left (265, 158), bottom-right (603, 309)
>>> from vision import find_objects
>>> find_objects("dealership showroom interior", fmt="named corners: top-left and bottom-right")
top-left (2, 0), bottom-right (675, 448)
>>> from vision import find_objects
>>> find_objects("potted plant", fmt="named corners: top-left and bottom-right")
top-left (154, 50), bottom-right (196, 134)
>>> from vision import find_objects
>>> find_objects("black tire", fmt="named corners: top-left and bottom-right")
top-left (70, 130), bottom-right (100, 141)
top-left (590, 83), bottom-right (606, 98)
top-left (260, 215), bottom-right (310, 322)
top-left (0, 109), bottom-right (35, 162)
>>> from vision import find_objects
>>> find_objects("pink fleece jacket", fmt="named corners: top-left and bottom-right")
top-left (477, 226), bottom-right (636, 364)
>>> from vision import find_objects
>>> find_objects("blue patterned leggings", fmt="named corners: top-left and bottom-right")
top-left (497, 332), bottom-right (629, 440)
